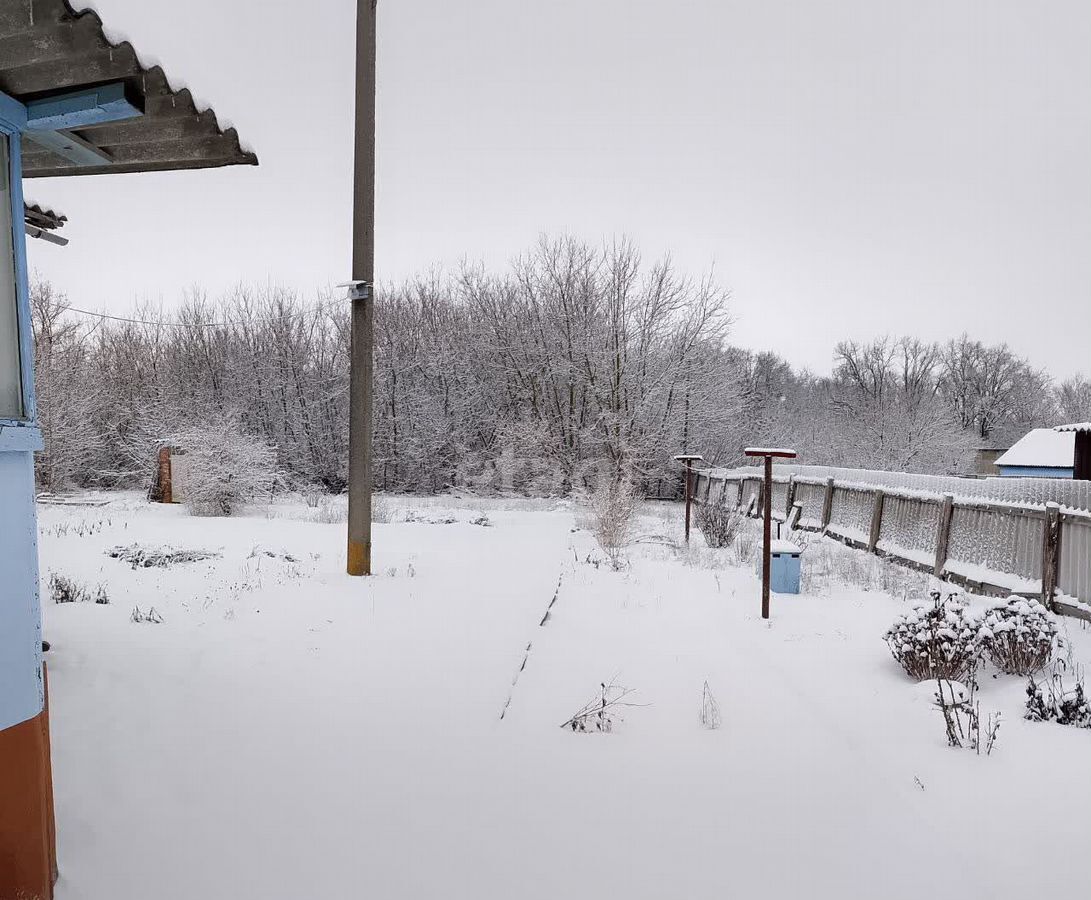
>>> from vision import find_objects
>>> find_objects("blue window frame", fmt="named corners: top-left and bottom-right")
top-left (0, 89), bottom-right (33, 428)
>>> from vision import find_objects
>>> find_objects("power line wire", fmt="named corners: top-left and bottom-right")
top-left (60, 298), bottom-right (345, 329)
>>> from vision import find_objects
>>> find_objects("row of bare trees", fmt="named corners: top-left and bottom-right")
top-left (30, 236), bottom-right (1090, 495)
top-left (31, 238), bottom-right (734, 494)
top-left (735, 335), bottom-right (1086, 473)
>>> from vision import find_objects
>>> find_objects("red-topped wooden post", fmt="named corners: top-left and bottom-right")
top-left (744, 447), bottom-right (797, 619)
top-left (674, 454), bottom-right (704, 543)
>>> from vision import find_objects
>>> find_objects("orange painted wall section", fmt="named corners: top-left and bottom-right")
top-left (0, 666), bottom-right (56, 900)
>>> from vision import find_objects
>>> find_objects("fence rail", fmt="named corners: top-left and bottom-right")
top-left (692, 466), bottom-right (1091, 622)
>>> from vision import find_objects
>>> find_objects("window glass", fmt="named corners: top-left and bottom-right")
top-left (0, 135), bottom-right (22, 418)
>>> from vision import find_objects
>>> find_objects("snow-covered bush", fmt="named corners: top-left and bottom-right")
top-left (884, 590), bottom-right (984, 681)
top-left (584, 470), bottom-right (639, 570)
top-left (981, 597), bottom-right (1059, 675)
top-left (1025, 663), bottom-right (1091, 729)
top-left (931, 663), bottom-right (1001, 754)
top-left (47, 572), bottom-right (107, 604)
top-left (48, 572), bottom-right (85, 604)
top-left (695, 502), bottom-right (741, 548)
top-left (173, 418), bottom-right (277, 516)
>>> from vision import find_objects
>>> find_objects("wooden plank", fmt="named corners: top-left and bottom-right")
top-left (820, 477), bottom-right (834, 530)
top-left (867, 490), bottom-right (885, 553)
top-left (25, 82), bottom-right (142, 131)
top-left (784, 475), bottom-right (797, 520)
top-left (933, 492), bottom-right (955, 575)
top-left (1054, 597), bottom-right (1091, 623)
top-left (23, 127), bottom-right (110, 165)
top-left (1042, 502), bottom-right (1061, 611)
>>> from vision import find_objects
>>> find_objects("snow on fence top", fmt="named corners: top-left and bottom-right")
top-left (706, 463), bottom-right (1091, 513)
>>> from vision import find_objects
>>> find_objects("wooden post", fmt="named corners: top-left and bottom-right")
top-left (744, 447), bottom-right (797, 620)
top-left (674, 454), bottom-right (703, 544)
top-left (784, 475), bottom-right (797, 520)
top-left (761, 456), bottom-right (773, 618)
top-left (684, 462), bottom-right (693, 542)
top-left (736, 478), bottom-right (744, 510)
top-left (933, 492), bottom-right (955, 576)
top-left (820, 477), bottom-right (835, 530)
top-left (867, 490), bottom-right (885, 553)
top-left (1041, 502), bottom-right (1061, 611)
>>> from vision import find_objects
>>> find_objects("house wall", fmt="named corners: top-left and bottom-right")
top-left (973, 448), bottom-right (1006, 476)
top-left (1076, 432), bottom-right (1091, 481)
top-left (0, 436), bottom-right (43, 730)
top-left (997, 465), bottom-right (1074, 479)
top-left (0, 90), bottom-right (55, 900)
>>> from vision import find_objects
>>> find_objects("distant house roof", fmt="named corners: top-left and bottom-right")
top-left (994, 429), bottom-right (1075, 469)
top-left (0, 0), bottom-right (257, 177)
top-left (1056, 423), bottom-right (1091, 434)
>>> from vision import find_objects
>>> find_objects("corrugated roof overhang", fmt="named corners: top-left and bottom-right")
top-left (0, 0), bottom-right (257, 177)
top-left (24, 201), bottom-right (65, 230)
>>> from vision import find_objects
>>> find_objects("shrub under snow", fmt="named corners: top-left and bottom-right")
top-left (981, 596), bottom-right (1059, 675)
top-left (1025, 663), bottom-right (1091, 729)
top-left (884, 590), bottom-right (984, 682)
top-left (584, 471), bottom-right (639, 570)
top-left (173, 418), bottom-right (277, 516)
top-left (695, 502), bottom-right (742, 548)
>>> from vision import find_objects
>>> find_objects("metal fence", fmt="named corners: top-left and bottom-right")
top-left (693, 466), bottom-right (1091, 622)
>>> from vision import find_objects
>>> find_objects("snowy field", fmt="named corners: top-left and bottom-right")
top-left (38, 494), bottom-right (1091, 900)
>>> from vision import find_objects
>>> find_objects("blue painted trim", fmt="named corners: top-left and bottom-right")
top-left (997, 465), bottom-right (1074, 479)
top-left (25, 83), bottom-right (141, 131)
top-left (0, 91), bottom-right (27, 131)
top-left (7, 133), bottom-right (33, 424)
top-left (0, 423), bottom-right (42, 452)
top-left (23, 129), bottom-right (110, 167)
top-left (0, 89), bottom-right (35, 425)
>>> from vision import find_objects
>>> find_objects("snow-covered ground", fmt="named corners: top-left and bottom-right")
top-left (38, 494), bottom-right (1091, 899)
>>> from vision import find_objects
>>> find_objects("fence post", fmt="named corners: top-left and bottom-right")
top-left (933, 492), bottom-right (955, 576)
top-left (1041, 502), bottom-right (1061, 611)
top-left (684, 463), bottom-right (694, 543)
top-left (736, 478), bottom-right (744, 511)
top-left (820, 477), bottom-right (835, 530)
top-left (868, 490), bottom-right (885, 553)
top-left (785, 475), bottom-right (797, 520)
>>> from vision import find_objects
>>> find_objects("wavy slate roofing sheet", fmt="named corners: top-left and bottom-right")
top-left (0, 0), bottom-right (257, 177)
top-left (23, 202), bottom-right (66, 230)
top-left (994, 428), bottom-right (1075, 469)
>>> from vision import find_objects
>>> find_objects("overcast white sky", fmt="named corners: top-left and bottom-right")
top-left (27, 0), bottom-right (1091, 377)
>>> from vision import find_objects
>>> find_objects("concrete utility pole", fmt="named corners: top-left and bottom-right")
top-left (347, 0), bottom-right (377, 576)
